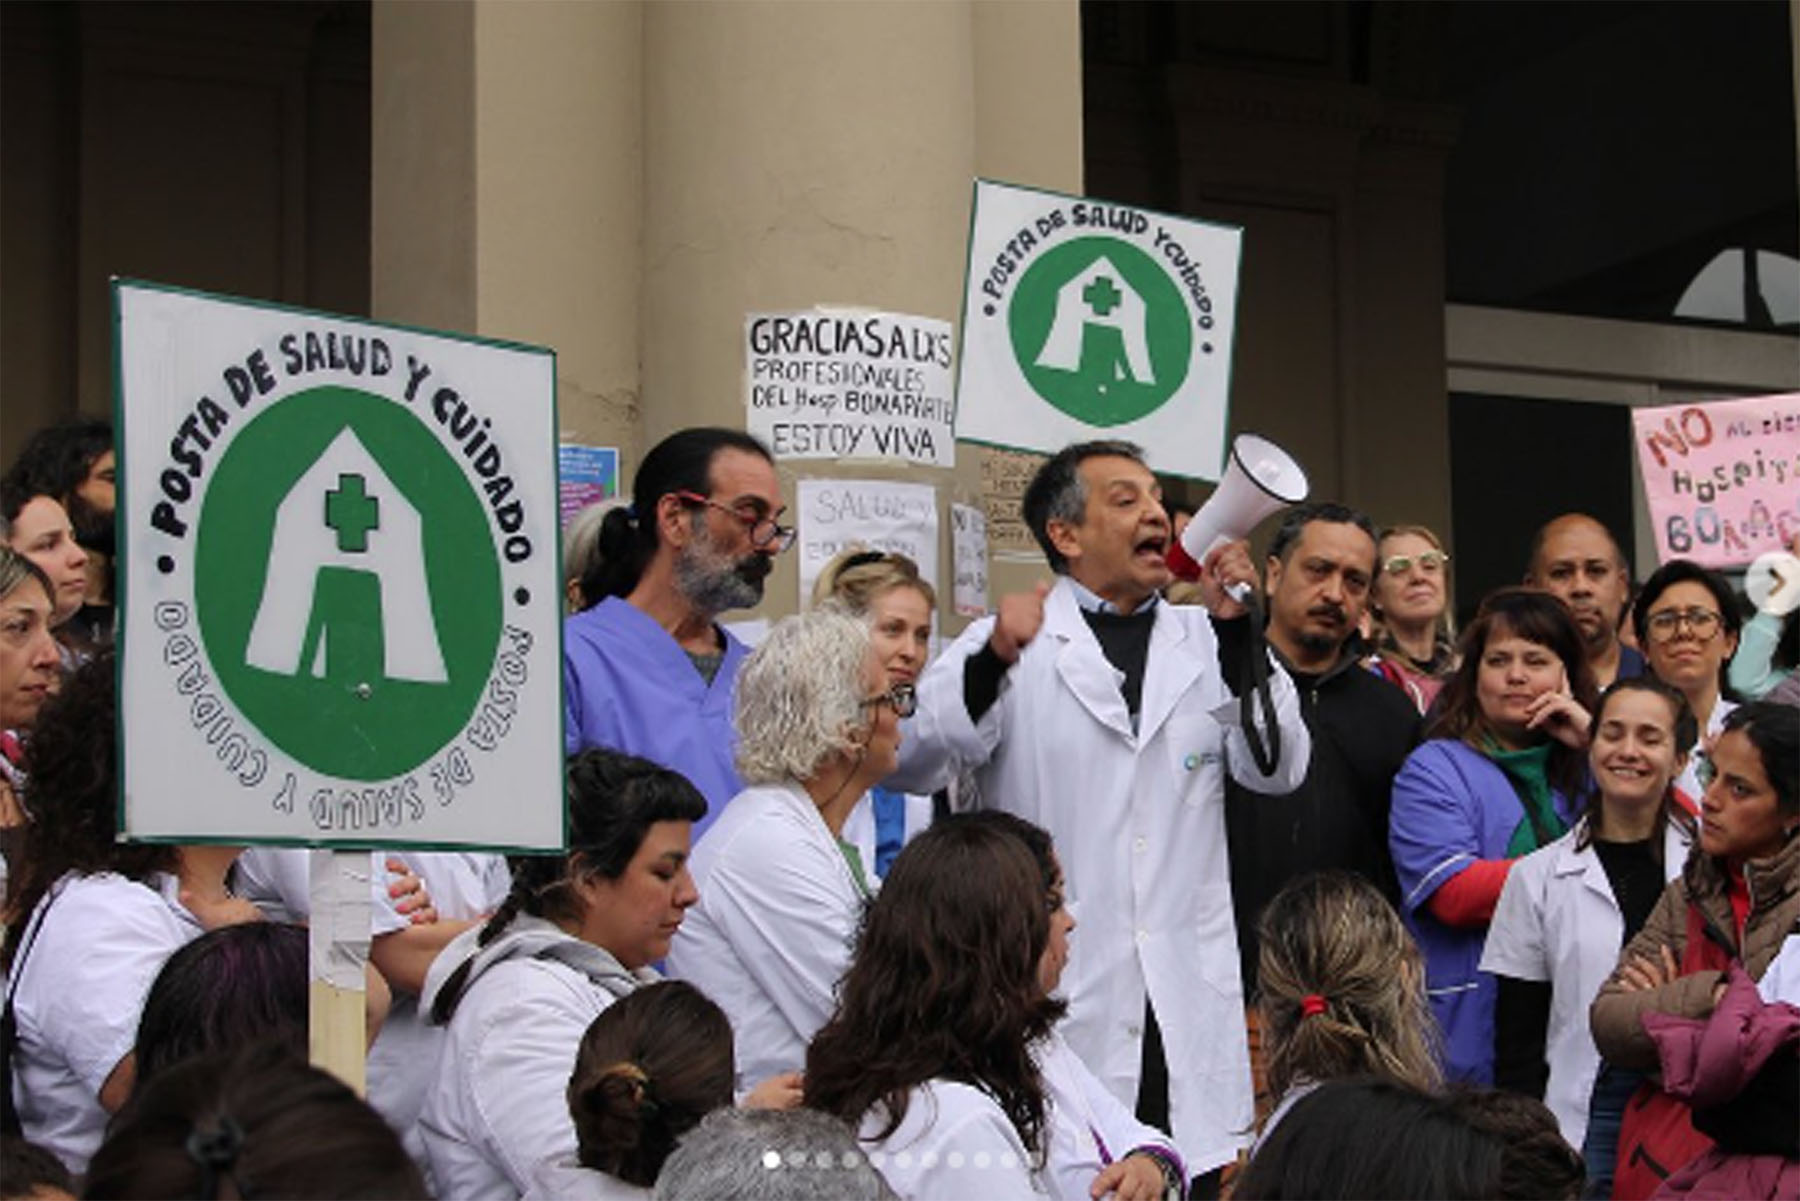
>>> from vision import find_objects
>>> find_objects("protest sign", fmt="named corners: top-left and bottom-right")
top-left (116, 280), bottom-right (563, 851)
top-left (979, 445), bottom-right (1046, 559)
top-left (956, 179), bottom-right (1243, 481)
top-left (746, 309), bottom-right (955, 467)
top-left (559, 442), bottom-right (619, 528)
top-left (796, 478), bottom-right (939, 606)
top-left (951, 503), bottom-right (989, 616)
top-left (1631, 392), bottom-right (1800, 569)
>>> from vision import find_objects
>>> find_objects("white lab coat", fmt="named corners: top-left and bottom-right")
top-left (1039, 1029), bottom-right (1179, 1201)
top-left (666, 781), bottom-right (868, 1093)
top-left (860, 1079), bottom-right (1047, 1201)
top-left (521, 1157), bottom-right (648, 1201)
top-left (367, 852), bottom-right (512, 1165)
top-left (1672, 699), bottom-right (1734, 809)
top-left (8, 872), bottom-right (202, 1174)
top-left (418, 915), bottom-right (656, 1200)
top-left (1480, 817), bottom-right (1692, 1148)
top-left (908, 579), bottom-right (1310, 1171)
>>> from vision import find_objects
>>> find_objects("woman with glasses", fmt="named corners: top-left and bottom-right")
top-left (667, 609), bottom-right (910, 1095)
top-left (814, 546), bottom-right (937, 879)
top-left (1389, 588), bottom-right (1600, 1085)
top-left (1365, 526), bottom-right (1458, 715)
top-left (1630, 560), bottom-right (1742, 810)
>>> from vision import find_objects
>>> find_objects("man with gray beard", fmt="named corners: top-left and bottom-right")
top-left (563, 428), bottom-right (791, 838)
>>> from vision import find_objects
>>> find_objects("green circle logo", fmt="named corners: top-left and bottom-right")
top-left (1008, 236), bottom-right (1191, 427)
top-left (195, 386), bottom-right (502, 781)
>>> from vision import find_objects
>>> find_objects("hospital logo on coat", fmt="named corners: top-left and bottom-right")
top-left (194, 386), bottom-right (502, 782)
top-left (1008, 237), bottom-right (1191, 428)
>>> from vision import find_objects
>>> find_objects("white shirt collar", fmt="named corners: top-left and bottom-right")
top-left (1065, 576), bottom-right (1160, 616)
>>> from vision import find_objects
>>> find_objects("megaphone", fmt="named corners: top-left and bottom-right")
top-left (1173, 434), bottom-right (1310, 598)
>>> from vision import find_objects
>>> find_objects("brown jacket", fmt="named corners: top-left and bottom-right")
top-left (1590, 833), bottom-right (1800, 1072)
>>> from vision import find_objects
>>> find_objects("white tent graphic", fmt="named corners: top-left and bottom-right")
top-left (244, 428), bottom-right (448, 683)
top-left (1034, 257), bottom-right (1154, 384)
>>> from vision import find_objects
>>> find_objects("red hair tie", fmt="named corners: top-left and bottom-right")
top-left (1300, 994), bottom-right (1328, 1018)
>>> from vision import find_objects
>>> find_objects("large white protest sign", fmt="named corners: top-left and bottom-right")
top-left (951, 503), bottom-right (989, 616)
top-left (746, 309), bottom-right (955, 467)
top-left (797, 478), bottom-right (939, 606)
top-left (956, 179), bottom-right (1243, 482)
top-left (116, 280), bottom-right (562, 851)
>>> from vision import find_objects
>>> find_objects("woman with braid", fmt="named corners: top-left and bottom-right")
top-left (1252, 871), bottom-right (1442, 1147)
top-left (418, 748), bottom-right (705, 1200)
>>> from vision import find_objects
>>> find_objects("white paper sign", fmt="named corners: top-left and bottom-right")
top-left (956, 179), bottom-right (1243, 482)
top-left (746, 309), bottom-right (956, 467)
top-left (797, 478), bottom-right (939, 607)
top-left (951, 503), bottom-right (989, 616)
top-left (116, 280), bottom-right (563, 851)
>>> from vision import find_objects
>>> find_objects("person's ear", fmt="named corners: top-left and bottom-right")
top-left (1046, 518), bottom-right (1082, 566)
top-left (657, 493), bottom-right (692, 549)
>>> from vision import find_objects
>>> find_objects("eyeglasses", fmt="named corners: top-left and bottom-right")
top-left (861, 683), bottom-right (917, 719)
top-left (1382, 551), bottom-right (1449, 576)
top-left (1645, 607), bottom-right (1722, 643)
top-left (674, 491), bottom-right (795, 552)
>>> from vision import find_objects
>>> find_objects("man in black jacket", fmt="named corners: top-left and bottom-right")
top-left (1226, 502), bottom-right (1422, 994)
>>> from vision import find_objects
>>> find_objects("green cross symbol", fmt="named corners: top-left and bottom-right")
top-left (1084, 275), bottom-right (1122, 317)
top-left (324, 472), bottom-right (380, 553)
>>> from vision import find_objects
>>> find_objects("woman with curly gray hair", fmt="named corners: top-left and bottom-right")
top-left (667, 607), bottom-right (910, 1098)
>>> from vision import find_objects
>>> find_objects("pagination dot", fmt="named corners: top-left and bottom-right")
top-left (761, 1150), bottom-right (781, 1170)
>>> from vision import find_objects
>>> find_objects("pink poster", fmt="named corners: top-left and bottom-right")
top-left (1632, 392), bottom-right (1800, 568)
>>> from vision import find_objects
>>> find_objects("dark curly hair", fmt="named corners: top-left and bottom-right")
top-left (804, 816), bottom-right (1065, 1166)
top-left (2, 650), bottom-right (175, 968)
top-left (1, 418), bottom-right (111, 510)
top-left (1426, 587), bottom-right (1599, 800)
top-left (428, 748), bottom-right (706, 1022)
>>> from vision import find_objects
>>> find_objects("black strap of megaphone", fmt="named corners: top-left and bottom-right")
top-left (1239, 590), bottom-right (1281, 778)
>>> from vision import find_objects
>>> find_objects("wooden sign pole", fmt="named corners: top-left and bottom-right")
top-left (308, 849), bottom-right (371, 1095)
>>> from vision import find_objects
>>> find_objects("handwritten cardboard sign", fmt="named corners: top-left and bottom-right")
top-left (746, 309), bottom-right (955, 467)
top-left (951, 503), bottom-right (989, 616)
top-left (796, 478), bottom-right (939, 606)
top-left (1631, 392), bottom-right (1800, 568)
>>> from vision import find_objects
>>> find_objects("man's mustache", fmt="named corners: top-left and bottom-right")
top-left (736, 555), bottom-right (772, 585)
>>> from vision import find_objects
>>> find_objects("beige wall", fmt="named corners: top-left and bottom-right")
top-left (370, 0), bottom-right (1084, 629)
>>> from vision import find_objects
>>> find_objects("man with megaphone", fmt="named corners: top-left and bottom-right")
top-left (897, 439), bottom-right (1311, 1191)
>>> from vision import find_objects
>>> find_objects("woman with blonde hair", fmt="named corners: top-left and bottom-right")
top-left (1366, 525), bottom-right (1458, 714)
top-left (812, 546), bottom-right (936, 877)
top-left (1254, 870), bottom-right (1441, 1142)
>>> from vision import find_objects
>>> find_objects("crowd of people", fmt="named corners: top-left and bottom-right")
top-left (0, 417), bottom-right (1796, 1200)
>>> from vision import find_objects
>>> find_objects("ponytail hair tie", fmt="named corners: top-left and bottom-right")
top-left (186, 1114), bottom-right (244, 1198)
top-left (600, 1060), bottom-right (659, 1116)
top-left (1300, 993), bottom-right (1328, 1018)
